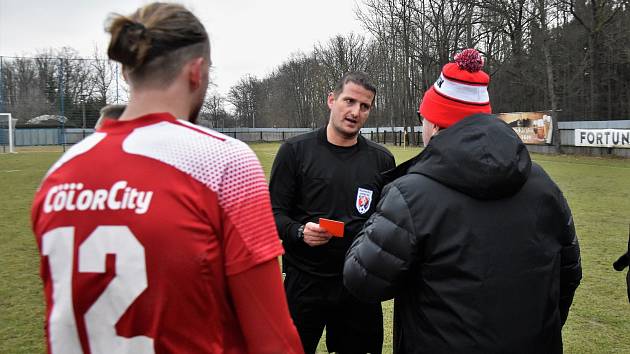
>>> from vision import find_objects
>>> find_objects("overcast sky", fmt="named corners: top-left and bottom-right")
top-left (0, 0), bottom-right (368, 96)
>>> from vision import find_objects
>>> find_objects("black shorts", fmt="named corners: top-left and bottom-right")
top-left (284, 265), bottom-right (383, 354)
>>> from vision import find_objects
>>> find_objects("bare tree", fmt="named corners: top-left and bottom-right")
top-left (558, 0), bottom-right (628, 118)
top-left (202, 90), bottom-right (228, 128)
top-left (90, 45), bottom-right (116, 107)
top-left (224, 0), bottom-right (630, 128)
top-left (227, 75), bottom-right (260, 128)
top-left (315, 33), bottom-right (370, 87)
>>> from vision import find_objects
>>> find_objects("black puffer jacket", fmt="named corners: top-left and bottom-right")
top-left (344, 114), bottom-right (582, 354)
top-left (613, 234), bottom-right (629, 302)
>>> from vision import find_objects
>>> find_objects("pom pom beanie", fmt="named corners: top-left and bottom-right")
top-left (419, 48), bottom-right (492, 128)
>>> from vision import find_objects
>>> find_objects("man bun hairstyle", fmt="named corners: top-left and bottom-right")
top-left (106, 2), bottom-right (209, 86)
top-left (107, 19), bottom-right (151, 68)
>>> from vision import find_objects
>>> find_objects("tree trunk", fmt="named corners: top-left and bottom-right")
top-left (588, 33), bottom-right (597, 119)
top-left (539, 0), bottom-right (561, 152)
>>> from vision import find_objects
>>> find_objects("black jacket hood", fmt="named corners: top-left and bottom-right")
top-left (389, 114), bottom-right (531, 200)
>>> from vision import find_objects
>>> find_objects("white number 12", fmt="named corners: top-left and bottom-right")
top-left (42, 226), bottom-right (154, 354)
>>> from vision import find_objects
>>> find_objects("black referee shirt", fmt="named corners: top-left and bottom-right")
top-left (270, 127), bottom-right (395, 277)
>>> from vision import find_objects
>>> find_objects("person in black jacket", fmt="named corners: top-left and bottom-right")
top-left (613, 227), bottom-right (629, 302)
top-left (344, 49), bottom-right (582, 354)
top-left (270, 72), bottom-right (395, 354)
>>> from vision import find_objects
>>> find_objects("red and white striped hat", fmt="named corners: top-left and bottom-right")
top-left (419, 49), bottom-right (491, 128)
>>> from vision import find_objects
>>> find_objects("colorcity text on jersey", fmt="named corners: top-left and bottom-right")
top-left (43, 180), bottom-right (153, 215)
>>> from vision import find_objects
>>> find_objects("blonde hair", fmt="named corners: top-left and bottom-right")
top-left (95, 104), bottom-right (126, 129)
top-left (106, 2), bottom-right (209, 88)
top-left (99, 104), bottom-right (126, 119)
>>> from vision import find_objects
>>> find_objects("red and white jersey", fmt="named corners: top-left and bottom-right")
top-left (31, 113), bottom-right (284, 354)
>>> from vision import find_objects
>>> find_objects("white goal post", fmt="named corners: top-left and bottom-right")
top-left (0, 113), bottom-right (17, 153)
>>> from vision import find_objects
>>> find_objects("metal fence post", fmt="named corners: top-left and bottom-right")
top-left (59, 59), bottom-right (66, 151)
top-left (0, 56), bottom-right (4, 113)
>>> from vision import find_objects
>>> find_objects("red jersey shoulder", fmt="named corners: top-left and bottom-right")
top-left (121, 119), bottom-right (263, 194)
top-left (145, 120), bottom-right (283, 274)
top-left (43, 132), bottom-right (108, 180)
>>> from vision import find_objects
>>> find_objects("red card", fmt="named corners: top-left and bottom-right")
top-left (319, 218), bottom-right (345, 237)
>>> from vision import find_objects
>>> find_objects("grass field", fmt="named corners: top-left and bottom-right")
top-left (1, 143), bottom-right (629, 353)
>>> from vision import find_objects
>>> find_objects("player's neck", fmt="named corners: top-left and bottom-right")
top-left (326, 124), bottom-right (358, 147)
top-left (119, 86), bottom-right (193, 122)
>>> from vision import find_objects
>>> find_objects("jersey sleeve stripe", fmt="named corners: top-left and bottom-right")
top-left (174, 119), bottom-right (226, 141)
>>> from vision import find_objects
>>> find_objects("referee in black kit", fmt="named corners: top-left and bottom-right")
top-left (269, 72), bottom-right (395, 354)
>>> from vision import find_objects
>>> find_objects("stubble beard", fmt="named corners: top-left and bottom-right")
top-left (333, 113), bottom-right (363, 140)
top-left (188, 93), bottom-right (205, 125)
top-left (335, 122), bottom-right (360, 140)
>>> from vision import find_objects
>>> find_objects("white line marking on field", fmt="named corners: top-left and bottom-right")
top-left (2, 170), bottom-right (22, 173)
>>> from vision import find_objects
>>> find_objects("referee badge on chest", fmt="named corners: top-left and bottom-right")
top-left (356, 188), bottom-right (373, 214)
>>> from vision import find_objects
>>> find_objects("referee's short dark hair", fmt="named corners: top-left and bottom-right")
top-left (333, 72), bottom-right (376, 99)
